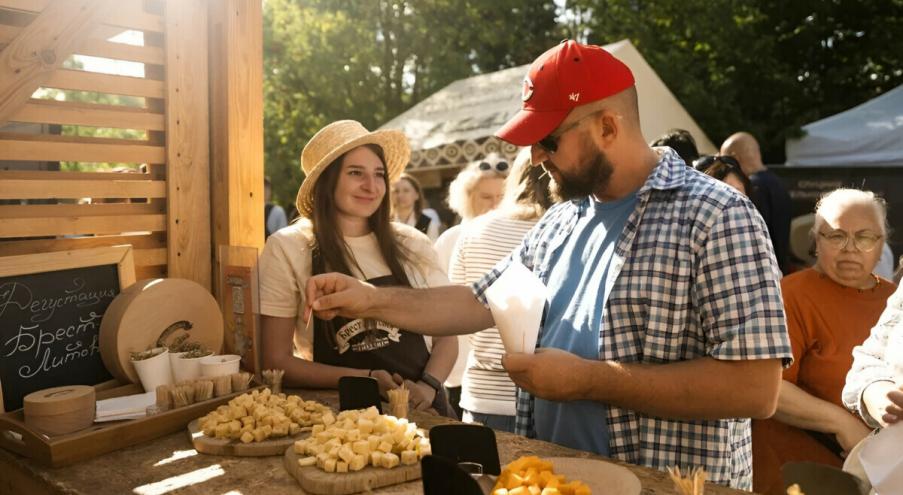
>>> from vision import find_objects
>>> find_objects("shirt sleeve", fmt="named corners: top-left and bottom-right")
top-left (258, 234), bottom-right (302, 318)
top-left (843, 284), bottom-right (903, 426)
top-left (695, 197), bottom-right (793, 364)
top-left (780, 284), bottom-right (809, 384)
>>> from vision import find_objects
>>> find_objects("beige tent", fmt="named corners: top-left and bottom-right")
top-left (381, 39), bottom-right (715, 180)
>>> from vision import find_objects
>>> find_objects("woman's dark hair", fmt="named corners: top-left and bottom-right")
top-left (393, 173), bottom-right (425, 218)
top-left (311, 144), bottom-right (413, 287)
top-left (651, 128), bottom-right (699, 165)
top-left (693, 155), bottom-right (752, 196)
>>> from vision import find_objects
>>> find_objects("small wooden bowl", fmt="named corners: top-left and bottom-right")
top-left (24, 385), bottom-right (96, 436)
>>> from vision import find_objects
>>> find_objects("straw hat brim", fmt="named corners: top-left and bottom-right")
top-left (295, 129), bottom-right (410, 218)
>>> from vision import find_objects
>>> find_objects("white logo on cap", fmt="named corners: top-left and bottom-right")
top-left (569, 92), bottom-right (580, 102)
top-left (522, 75), bottom-right (534, 102)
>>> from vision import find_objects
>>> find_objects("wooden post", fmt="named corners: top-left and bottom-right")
top-left (208, 0), bottom-right (264, 301)
top-left (164, 0), bottom-right (212, 290)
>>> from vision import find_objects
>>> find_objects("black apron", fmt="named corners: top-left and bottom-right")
top-left (311, 250), bottom-right (455, 417)
top-left (414, 213), bottom-right (431, 235)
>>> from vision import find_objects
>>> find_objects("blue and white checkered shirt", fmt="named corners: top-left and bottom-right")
top-left (471, 148), bottom-right (792, 489)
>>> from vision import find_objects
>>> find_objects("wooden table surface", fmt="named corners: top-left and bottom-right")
top-left (0, 389), bottom-right (749, 495)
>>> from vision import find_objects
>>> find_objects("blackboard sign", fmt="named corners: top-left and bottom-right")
top-left (0, 246), bottom-right (135, 411)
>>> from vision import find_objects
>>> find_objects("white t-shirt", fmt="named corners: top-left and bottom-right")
top-left (432, 223), bottom-right (469, 387)
top-left (449, 212), bottom-right (537, 415)
top-left (394, 211), bottom-right (440, 242)
top-left (258, 220), bottom-right (448, 360)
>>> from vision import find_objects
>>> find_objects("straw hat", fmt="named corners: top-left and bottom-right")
top-left (295, 120), bottom-right (410, 218)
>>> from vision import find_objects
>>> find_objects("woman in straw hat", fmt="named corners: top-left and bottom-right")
top-left (258, 120), bottom-right (457, 417)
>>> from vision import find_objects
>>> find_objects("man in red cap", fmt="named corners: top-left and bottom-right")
top-left (305, 40), bottom-right (791, 489)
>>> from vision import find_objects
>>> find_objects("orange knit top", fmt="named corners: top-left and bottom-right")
top-left (752, 268), bottom-right (896, 495)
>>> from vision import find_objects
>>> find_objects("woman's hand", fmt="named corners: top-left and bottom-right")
top-left (370, 369), bottom-right (403, 400)
top-left (882, 387), bottom-right (903, 425)
top-left (835, 413), bottom-right (872, 454)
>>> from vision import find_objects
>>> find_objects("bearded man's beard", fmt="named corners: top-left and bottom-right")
top-left (549, 147), bottom-right (614, 200)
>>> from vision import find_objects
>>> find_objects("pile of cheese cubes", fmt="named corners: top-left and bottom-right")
top-left (492, 456), bottom-right (591, 495)
top-left (293, 406), bottom-right (431, 473)
top-left (198, 388), bottom-right (331, 443)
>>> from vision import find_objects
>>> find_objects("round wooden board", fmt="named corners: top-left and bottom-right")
top-left (284, 445), bottom-right (422, 495)
top-left (100, 278), bottom-right (224, 385)
top-left (545, 457), bottom-right (642, 495)
top-left (187, 419), bottom-right (308, 457)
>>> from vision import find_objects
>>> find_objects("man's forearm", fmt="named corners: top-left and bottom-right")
top-left (579, 357), bottom-right (782, 419)
top-left (424, 336), bottom-right (457, 382)
top-left (368, 285), bottom-right (494, 336)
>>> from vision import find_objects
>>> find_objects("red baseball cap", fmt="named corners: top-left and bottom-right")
top-left (496, 40), bottom-right (635, 146)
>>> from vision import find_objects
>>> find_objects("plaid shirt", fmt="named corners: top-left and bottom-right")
top-left (472, 148), bottom-right (792, 489)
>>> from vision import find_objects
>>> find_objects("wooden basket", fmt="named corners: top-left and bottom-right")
top-left (0, 380), bottom-right (263, 467)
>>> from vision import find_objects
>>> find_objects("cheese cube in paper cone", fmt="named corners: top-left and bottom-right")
top-left (485, 261), bottom-right (546, 354)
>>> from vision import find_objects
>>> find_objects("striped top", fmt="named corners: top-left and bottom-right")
top-left (449, 212), bottom-right (538, 416)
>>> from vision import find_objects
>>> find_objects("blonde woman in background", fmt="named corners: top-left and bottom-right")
top-left (449, 148), bottom-right (555, 431)
top-left (433, 152), bottom-right (508, 417)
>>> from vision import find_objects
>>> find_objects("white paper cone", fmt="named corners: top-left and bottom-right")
top-left (860, 423), bottom-right (903, 495)
top-left (131, 347), bottom-right (173, 392)
top-left (485, 261), bottom-right (546, 355)
top-left (200, 354), bottom-right (241, 377)
top-left (170, 352), bottom-right (204, 382)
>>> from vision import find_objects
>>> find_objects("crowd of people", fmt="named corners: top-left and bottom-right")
top-left (257, 40), bottom-right (902, 492)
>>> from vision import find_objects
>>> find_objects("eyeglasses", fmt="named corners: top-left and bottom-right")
top-left (478, 161), bottom-right (509, 174)
top-left (536, 111), bottom-right (601, 154)
top-left (817, 230), bottom-right (883, 252)
top-left (693, 155), bottom-right (741, 171)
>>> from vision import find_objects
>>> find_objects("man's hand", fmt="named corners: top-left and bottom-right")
top-left (370, 369), bottom-right (402, 400)
top-left (502, 348), bottom-right (589, 402)
top-left (306, 273), bottom-right (378, 321)
top-left (403, 379), bottom-right (438, 413)
top-left (883, 387), bottom-right (903, 425)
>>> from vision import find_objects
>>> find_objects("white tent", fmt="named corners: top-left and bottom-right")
top-left (785, 84), bottom-right (903, 167)
top-left (381, 39), bottom-right (716, 170)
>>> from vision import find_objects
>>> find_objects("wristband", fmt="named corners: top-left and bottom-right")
top-left (420, 372), bottom-right (442, 392)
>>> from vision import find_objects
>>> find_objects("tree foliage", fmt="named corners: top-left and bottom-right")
top-left (565, 0), bottom-right (903, 162)
top-left (263, 0), bottom-right (563, 206)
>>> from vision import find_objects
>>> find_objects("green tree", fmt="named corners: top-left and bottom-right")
top-left (564, 0), bottom-right (903, 162)
top-left (263, 0), bottom-right (564, 208)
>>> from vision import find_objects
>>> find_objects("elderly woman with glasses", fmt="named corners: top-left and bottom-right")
top-left (752, 188), bottom-right (897, 495)
top-left (693, 155), bottom-right (752, 197)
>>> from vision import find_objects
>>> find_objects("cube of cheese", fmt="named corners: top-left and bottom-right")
top-left (351, 440), bottom-right (370, 456)
top-left (297, 456), bottom-right (317, 467)
top-left (345, 429), bottom-right (360, 442)
top-left (358, 418), bottom-right (374, 434)
top-left (400, 450), bottom-right (417, 466)
top-left (293, 441), bottom-right (306, 454)
top-left (381, 452), bottom-right (400, 469)
top-left (240, 431), bottom-right (254, 444)
top-left (338, 445), bottom-right (356, 464)
top-left (336, 461), bottom-right (349, 473)
top-left (349, 453), bottom-right (367, 472)
top-left (324, 458), bottom-right (336, 473)
top-left (377, 441), bottom-right (393, 453)
top-left (370, 451), bottom-right (384, 467)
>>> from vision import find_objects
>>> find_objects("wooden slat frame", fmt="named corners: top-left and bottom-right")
top-left (11, 98), bottom-right (164, 130)
top-left (0, 25), bottom-right (164, 65)
top-left (0, 0), bottom-right (164, 33)
top-left (0, 0), bottom-right (113, 126)
top-left (1, 214), bottom-right (165, 237)
top-left (44, 69), bottom-right (164, 98)
top-left (0, 136), bottom-right (164, 163)
top-left (0, 179), bottom-right (166, 200)
top-left (164, 0), bottom-right (211, 289)
top-left (0, 170), bottom-right (153, 181)
top-left (0, 232), bottom-right (166, 257)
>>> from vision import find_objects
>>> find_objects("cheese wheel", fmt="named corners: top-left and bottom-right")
top-left (99, 278), bottom-right (223, 384)
top-left (24, 385), bottom-right (95, 435)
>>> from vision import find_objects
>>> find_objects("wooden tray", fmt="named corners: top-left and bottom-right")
top-left (0, 381), bottom-right (263, 467)
top-left (284, 445), bottom-right (422, 495)
top-left (188, 419), bottom-right (309, 456)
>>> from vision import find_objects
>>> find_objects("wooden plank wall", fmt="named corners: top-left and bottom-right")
top-left (0, 0), bottom-right (212, 287)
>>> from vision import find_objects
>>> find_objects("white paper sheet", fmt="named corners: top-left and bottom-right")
top-left (860, 422), bottom-right (903, 495)
top-left (95, 391), bottom-right (155, 422)
top-left (484, 261), bottom-right (546, 354)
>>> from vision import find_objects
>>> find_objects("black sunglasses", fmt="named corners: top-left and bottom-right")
top-left (478, 161), bottom-right (509, 173)
top-left (693, 155), bottom-right (741, 171)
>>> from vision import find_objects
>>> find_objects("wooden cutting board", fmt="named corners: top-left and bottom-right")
top-left (284, 445), bottom-right (422, 495)
top-left (187, 419), bottom-right (308, 456)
